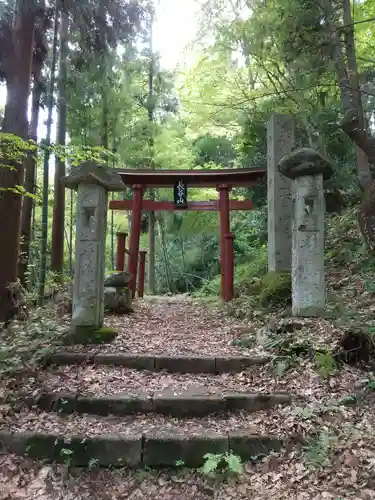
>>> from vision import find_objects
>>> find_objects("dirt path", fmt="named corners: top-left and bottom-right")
top-left (75, 295), bottom-right (263, 356)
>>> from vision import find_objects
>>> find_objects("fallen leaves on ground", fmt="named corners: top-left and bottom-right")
top-left (2, 445), bottom-right (375, 500)
top-left (2, 279), bottom-right (375, 498)
top-left (63, 296), bottom-right (265, 357)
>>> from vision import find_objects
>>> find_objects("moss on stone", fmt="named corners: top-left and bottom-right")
top-left (258, 272), bottom-right (292, 307)
top-left (67, 325), bottom-right (118, 345)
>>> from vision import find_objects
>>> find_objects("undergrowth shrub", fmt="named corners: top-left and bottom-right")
top-left (0, 307), bottom-right (66, 376)
top-left (199, 452), bottom-right (244, 476)
top-left (258, 272), bottom-right (291, 307)
top-left (198, 246), bottom-right (267, 297)
top-left (325, 208), bottom-right (364, 268)
top-left (303, 430), bottom-right (336, 469)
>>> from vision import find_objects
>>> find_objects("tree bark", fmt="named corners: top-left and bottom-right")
top-left (321, 0), bottom-right (375, 249)
top-left (342, 0), bottom-right (372, 188)
top-left (322, 0), bottom-right (375, 169)
top-left (51, 9), bottom-right (69, 278)
top-left (0, 0), bottom-right (37, 321)
top-left (38, 4), bottom-right (59, 304)
top-left (18, 72), bottom-right (43, 286)
top-left (147, 4), bottom-right (156, 294)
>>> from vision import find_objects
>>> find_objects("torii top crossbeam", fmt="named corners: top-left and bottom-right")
top-left (115, 167), bottom-right (266, 188)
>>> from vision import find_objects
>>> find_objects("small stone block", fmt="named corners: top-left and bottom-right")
top-left (215, 356), bottom-right (270, 372)
top-left (0, 432), bottom-right (37, 455)
top-left (293, 306), bottom-right (326, 318)
top-left (143, 431), bottom-right (228, 467)
top-left (28, 393), bottom-right (56, 411)
top-left (225, 393), bottom-right (291, 412)
top-left (228, 433), bottom-right (283, 459)
top-left (153, 392), bottom-right (226, 417)
top-left (0, 432), bottom-right (142, 467)
top-left (32, 393), bottom-right (78, 414)
top-left (81, 434), bottom-right (142, 467)
top-left (104, 271), bottom-right (132, 287)
top-left (48, 352), bottom-right (93, 366)
top-left (93, 354), bottom-right (155, 371)
top-left (75, 394), bottom-right (153, 416)
top-left (154, 356), bottom-right (216, 373)
top-left (54, 394), bottom-right (79, 414)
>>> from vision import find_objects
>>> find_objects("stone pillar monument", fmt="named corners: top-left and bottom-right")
top-left (267, 114), bottom-right (294, 272)
top-left (278, 148), bottom-right (333, 317)
top-left (63, 162), bottom-right (125, 338)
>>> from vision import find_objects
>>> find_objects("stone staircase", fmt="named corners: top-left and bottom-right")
top-left (0, 299), bottom-right (294, 469)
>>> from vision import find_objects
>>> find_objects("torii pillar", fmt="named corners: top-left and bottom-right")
top-left (217, 184), bottom-right (231, 300)
top-left (127, 184), bottom-right (144, 298)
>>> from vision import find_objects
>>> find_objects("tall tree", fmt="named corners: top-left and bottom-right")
top-left (0, 0), bottom-right (38, 321)
top-left (38, 3), bottom-right (59, 304)
top-left (147, 2), bottom-right (156, 294)
top-left (51, 7), bottom-right (69, 277)
top-left (19, 3), bottom-right (49, 286)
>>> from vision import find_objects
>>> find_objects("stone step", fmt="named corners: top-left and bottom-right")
top-left (0, 410), bottom-right (284, 467)
top-left (46, 352), bottom-right (271, 373)
top-left (15, 362), bottom-right (290, 415)
top-left (24, 390), bottom-right (291, 417)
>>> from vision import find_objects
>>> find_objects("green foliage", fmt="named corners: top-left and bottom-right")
top-left (314, 351), bottom-right (337, 379)
top-left (231, 335), bottom-right (255, 349)
top-left (199, 246), bottom-right (268, 298)
top-left (0, 133), bottom-right (38, 198)
top-left (235, 249), bottom-right (268, 293)
top-left (0, 132), bottom-right (37, 169)
top-left (60, 448), bottom-right (74, 468)
top-left (264, 328), bottom-right (314, 359)
top-left (338, 394), bottom-right (358, 407)
top-left (303, 430), bottom-right (336, 469)
top-left (0, 308), bottom-right (66, 376)
top-left (291, 402), bottom-right (339, 420)
top-left (193, 134), bottom-right (236, 167)
top-left (49, 144), bottom-right (115, 166)
top-left (9, 0), bottom-right (372, 308)
top-left (199, 452), bottom-right (243, 476)
top-left (258, 272), bottom-right (291, 308)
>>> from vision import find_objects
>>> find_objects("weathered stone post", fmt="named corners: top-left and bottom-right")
top-left (267, 114), bottom-right (294, 272)
top-left (278, 148), bottom-right (333, 317)
top-left (63, 162), bottom-right (125, 339)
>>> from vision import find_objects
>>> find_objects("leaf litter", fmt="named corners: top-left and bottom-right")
top-left (63, 295), bottom-right (265, 357)
top-left (2, 286), bottom-right (375, 498)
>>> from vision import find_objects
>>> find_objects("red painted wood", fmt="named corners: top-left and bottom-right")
top-left (217, 185), bottom-right (230, 300)
top-left (116, 167), bottom-right (265, 188)
top-left (109, 199), bottom-right (254, 211)
top-left (127, 185), bottom-right (143, 298)
top-left (224, 233), bottom-right (235, 302)
top-left (138, 250), bottom-right (147, 299)
top-left (115, 232), bottom-right (127, 272)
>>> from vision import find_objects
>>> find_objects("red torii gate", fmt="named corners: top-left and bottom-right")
top-left (109, 167), bottom-right (266, 301)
